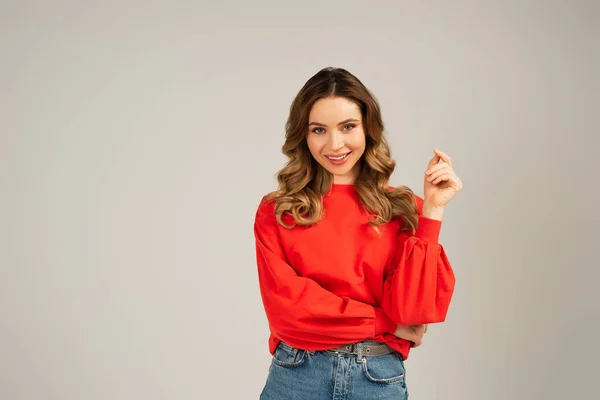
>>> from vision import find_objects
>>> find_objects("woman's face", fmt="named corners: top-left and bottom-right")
top-left (306, 96), bottom-right (366, 185)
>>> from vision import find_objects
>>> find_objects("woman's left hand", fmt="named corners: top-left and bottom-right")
top-left (423, 148), bottom-right (463, 208)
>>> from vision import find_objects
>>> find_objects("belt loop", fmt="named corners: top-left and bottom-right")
top-left (356, 342), bottom-right (364, 363)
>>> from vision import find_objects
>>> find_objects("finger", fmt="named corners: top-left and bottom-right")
top-left (411, 326), bottom-right (422, 336)
top-left (427, 167), bottom-right (451, 182)
top-left (424, 324), bottom-right (428, 334)
top-left (426, 163), bottom-right (450, 177)
top-left (427, 153), bottom-right (441, 168)
top-left (413, 324), bottom-right (426, 336)
top-left (434, 148), bottom-right (452, 167)
top-left (427, 168), bottom-right (450, 182)
top-left (431, 173), bottom-right (451, 185)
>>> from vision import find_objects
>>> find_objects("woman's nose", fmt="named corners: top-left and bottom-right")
top-left (328, 131), bottom-right (344, 150)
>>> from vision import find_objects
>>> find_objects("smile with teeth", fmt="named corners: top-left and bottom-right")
top-left (326, 152), bottom-right (351, 160)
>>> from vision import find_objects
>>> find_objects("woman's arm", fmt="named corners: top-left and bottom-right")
top-left (380, 196), bottom-right (456, 325)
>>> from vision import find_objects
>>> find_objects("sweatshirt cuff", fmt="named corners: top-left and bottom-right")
top-left (415, 216), bottom-right (442, 244)
top-left (374, 307), bottom-right (396, 335)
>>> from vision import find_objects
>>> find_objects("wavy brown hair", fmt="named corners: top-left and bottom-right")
top-left (266, 67), bottom-right (419, 233)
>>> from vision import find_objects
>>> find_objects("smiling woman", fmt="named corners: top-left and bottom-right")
top-left (254, 67), bottom-right (461, 400)
top-left (307, 100), bottom-right (365, 181)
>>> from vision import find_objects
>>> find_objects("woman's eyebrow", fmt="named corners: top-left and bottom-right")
top-left (308, 118), bottom-right (360, 127)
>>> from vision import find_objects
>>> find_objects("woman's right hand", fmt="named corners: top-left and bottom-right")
top-left (393, 324), bottom-right (428, 347)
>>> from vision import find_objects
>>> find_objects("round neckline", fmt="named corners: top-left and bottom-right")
top-left (330, 183), bottom-right (356, 193)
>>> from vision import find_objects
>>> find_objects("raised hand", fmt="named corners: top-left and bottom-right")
top-left (424, 148), bottom-right (463, 209)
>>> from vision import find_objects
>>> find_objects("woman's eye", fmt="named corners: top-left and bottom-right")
top-left (311, 124), bottom-right (354, 134)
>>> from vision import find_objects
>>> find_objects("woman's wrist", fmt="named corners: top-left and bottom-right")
top-left (422, 202), bottom-right (444, 221)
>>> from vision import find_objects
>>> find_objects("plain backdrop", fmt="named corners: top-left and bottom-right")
top-left (1, 1), bottom-right (598, 399)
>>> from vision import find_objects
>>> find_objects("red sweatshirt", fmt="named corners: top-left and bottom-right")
top-left (253, 183), bottom-right (455, 360)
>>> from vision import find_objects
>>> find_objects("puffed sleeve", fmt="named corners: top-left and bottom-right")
top-left (380, 195), bottom-right (456, 325)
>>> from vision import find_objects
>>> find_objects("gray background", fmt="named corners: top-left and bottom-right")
top-left (1, 0), bottom-right (598, 399)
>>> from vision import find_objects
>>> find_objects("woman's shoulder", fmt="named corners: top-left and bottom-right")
top-left (254, 192), bottom-right (296, 230)
top-left (255, 192), bottom-right (277, 220)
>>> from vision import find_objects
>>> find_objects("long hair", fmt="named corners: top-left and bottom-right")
top-left (266, 67), bottom-right (419, 233)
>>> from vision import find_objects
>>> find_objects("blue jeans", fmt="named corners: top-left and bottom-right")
top-left (260, 340), bottom-right (409, 400)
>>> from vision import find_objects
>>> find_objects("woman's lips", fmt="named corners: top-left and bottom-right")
top-left (325, 152), bottom-right (351, 165)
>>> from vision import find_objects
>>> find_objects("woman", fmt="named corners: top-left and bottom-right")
top-left (254, 67), bottom-right (462, 399)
